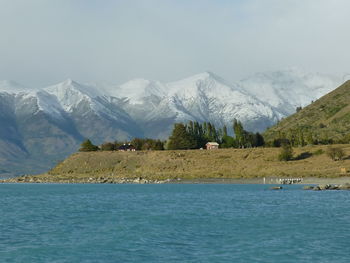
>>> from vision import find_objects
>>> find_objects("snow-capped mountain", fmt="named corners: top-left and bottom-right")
top-left (0, 80), bottom-right (32, 94)
top-left (105, 70), bottom-right (341, 137)
top-left (0, 70), bottom-right (342, 176)
top-left (240, 69), bottom-right (341, 115)
top-left (105, 72), bottom-right (283, 137)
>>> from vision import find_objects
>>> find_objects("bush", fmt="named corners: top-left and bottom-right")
top-left (278, 144), bottom-right (293, 161)
top-left (273, 138), bottom-right (290, 148)
top-left (327, 147), bottom-right (345, 161)
top-left (79, 139), bottom-right (99, 152)
top-left (100, 142), bottom-right (115, 151)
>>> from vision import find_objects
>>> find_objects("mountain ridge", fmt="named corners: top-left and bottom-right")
top-left (0, 70), bottom-right (342, 177)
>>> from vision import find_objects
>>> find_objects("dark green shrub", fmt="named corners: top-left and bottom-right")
top-left (100, 142), bottom-right (115, 151)
top-left (79, 139), bottom-right (99, 152)
top-left (278, 144), bottom-right (293, 161)
top-left (327, 147), bottom-right (345, 161)
top-left (273, 138), bottom-right (290, 147)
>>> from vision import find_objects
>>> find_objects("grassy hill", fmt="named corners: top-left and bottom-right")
top-left (4, 145), bottom-right (350, 183)
top-left (264, 80), bottom-right (350, 144)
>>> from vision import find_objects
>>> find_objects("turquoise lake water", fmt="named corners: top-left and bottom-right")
top-left (0, 184), bottom-right (349, 262)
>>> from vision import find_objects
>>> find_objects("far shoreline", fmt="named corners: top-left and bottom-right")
top-left (2, 176), bottom-right (350, 185)
top-left (169, 177), bottom-right (350, 185)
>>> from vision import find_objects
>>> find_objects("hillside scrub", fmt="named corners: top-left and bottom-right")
top-left (264, 81), bottom-right (350, 145)
top-left (327, 147), bottom-right (345, 161)
top-left (278, 144), bottom-right (294, 161)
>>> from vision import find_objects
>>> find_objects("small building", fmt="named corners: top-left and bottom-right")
top-left (206, 142), bottom-right (219, 150)
top-left (118, 143), bottom-right (136, 152)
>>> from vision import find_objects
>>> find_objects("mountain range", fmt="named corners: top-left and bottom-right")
top-left (0, 70), bottom-right (341, 177)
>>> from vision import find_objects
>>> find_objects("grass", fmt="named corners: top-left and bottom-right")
top-left (21, 144), bottom-right (350, 182)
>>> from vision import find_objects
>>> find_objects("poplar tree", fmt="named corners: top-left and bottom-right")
top-left (167, 123), bottom-right (196, 150)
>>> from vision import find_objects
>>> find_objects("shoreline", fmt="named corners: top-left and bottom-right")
top-left (2, 176), bottom-right (350, 185)
top-left (169, 177), bottom-right (350, 185)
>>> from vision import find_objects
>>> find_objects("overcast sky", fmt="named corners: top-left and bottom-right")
top-left (0, 0), bottom-right (349, 87)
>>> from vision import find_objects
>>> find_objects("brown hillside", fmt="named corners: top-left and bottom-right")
top-left (6, 145), bottom-right (350, 183)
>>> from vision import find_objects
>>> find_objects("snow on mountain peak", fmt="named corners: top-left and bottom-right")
top-left (109, 78), bottom-right (166, 104)
top-left (44, 79), bottom-right (98, 112)
top-left (42, 79), bottom-right (131, 123)
top-left (168, 71), bottom-right (231, 88)
top-left (239, 69), bottom-right (342, 115)
top-left (0, 80), bottom-right (32, 94)
top-left (166, 71), bottom-right (242, 101)
top-left (0, 70), bottom-right (342, 137)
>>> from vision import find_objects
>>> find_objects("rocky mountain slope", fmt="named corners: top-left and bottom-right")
top-left (0, 70), bottom-right (341, 176)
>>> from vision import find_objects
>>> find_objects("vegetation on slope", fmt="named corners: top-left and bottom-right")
top-left (264, 81), bottom-right (350, 145)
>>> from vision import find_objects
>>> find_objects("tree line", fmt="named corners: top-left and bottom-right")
top-left (79, 138), bottom-right (165, 152)
top-left (80, 119), bottom-right (265, 152)
top-left (167, 120), bottom-right (264, 150)
top-left (271, 127), bottom-right (341, 147)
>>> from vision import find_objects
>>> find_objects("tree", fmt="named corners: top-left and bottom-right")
top-left (79, 139), bottom-right (99, 152)
top-left (131, 138), bottom-right (144, 151)
top-left (153, 139), bottom-right (165, 150)
top-left (254, 132), bottom-right (265, 147)
top-left (100, 142), bottom-right (115, 151)
top-left (278, 143), bottom-right (293, 161)
top-left (232, 119), bottom-right (264, 148)
top-left (221, 135), bottom-right (234, 148)
top-left (233, 119), bottom-right (245, 148)
top-left (223, 125), bottom-right (228, 137)
top-left (305, 132), bottom-right (314, 145)
top-left (186, 121), bottom-right (207, 148)
top-left (167, 123), bottom-right (196, 150)
top-left (129, 138), bottom-right (165, 151)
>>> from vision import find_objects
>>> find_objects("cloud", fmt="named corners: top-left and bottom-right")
top-left (0, 0), bottom-right (349, 87)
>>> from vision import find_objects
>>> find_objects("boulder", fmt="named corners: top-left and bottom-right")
top-left (328, 185), bottom-right (340, 190)
top-left (270, 186), bottom-right (283, 190)
top-left (318, 184), bottom-right (329, 190)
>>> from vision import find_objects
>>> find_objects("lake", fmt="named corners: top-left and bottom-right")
top-left (0, 184), bottom-right (349, 262)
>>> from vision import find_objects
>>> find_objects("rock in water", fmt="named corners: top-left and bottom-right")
top-left (270, 186), bottom-right (283, 190)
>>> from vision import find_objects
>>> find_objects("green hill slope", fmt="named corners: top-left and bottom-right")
top-left (264, 81), bottom-right (350, 144)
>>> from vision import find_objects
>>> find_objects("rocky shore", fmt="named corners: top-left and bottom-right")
top-left (1, 175), bottom-right (173, 184)
top-left (3, 175), bottom-right (350, 189)
top-left (303, 183), bottom-right (350, 191)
